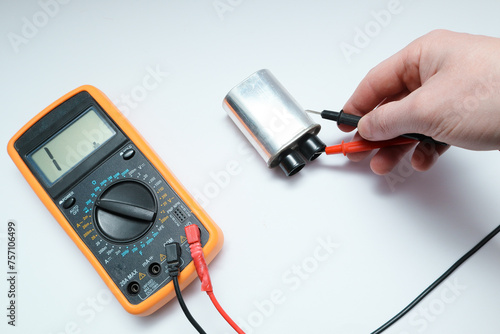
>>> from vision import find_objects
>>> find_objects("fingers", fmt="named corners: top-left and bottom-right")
top-left (411, 141), bottom-right (450, 172)
top-left (344, 132), bottom-right (449, 175)
top-left (338, 89), bottom-right (411, 133)
top-left (342, 45), bottom-right (421, 118)
top-left (340, 44), bottom-right (426, 141)
top-left (357, 72), bottom-right (450, 142)
top-left (369, 140), bottom-right (449, 175)
top-left (345, 132), bottom-right (372, 162)
top-left (369, 142), bottom-right (417, 175)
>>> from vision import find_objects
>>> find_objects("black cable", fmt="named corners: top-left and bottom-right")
top-left (166, 242), bottom-right (206, 334)
top-left (173, 276), bottom-right (206, 334)
top-left (371, 224), bottom-right (500, 334)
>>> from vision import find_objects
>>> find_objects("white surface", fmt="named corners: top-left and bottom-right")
top-left (2, 1), bottom-right (500, 333)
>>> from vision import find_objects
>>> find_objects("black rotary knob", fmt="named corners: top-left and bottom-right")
top-left (94, 180), bottom-right (156, 243)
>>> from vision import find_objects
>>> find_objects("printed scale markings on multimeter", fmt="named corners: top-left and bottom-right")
top-left (8, 85), bottom-right (223, 316)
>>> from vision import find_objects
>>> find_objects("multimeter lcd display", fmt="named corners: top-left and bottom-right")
top-left (29, 107), bottom-right (115, 184)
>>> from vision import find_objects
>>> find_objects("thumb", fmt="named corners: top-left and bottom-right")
top-left (357, 92), bottom-right (427, 141)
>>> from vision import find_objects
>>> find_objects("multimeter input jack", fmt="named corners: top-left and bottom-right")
top-left (127, 281), bottom-right (141, 295)
top-left (148, 262), bottom-right (162, 276)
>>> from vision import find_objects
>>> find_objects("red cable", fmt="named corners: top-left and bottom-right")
top-left (207, 291), bottom-right (245, 334)
top-left (184, 225), bottom-right (245, 334)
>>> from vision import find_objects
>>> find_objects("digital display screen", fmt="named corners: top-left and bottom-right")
top-left (29, 108), bottom-right (115, 184)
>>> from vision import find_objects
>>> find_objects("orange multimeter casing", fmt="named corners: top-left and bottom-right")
top-left (7, 85), bottom-right (223, 316)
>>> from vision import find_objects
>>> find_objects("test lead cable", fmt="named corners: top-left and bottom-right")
top-left (371, 224), bottom-right (500, 334)
top-left (165, 242), bottom-right (207, 334)
top-left (184, 224), bottom-right (246, 334)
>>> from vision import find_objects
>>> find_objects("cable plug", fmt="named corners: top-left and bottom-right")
top-left (165, 242), bottom-right (182, 278)
top-left (184, 224), bottom-right (212, 292)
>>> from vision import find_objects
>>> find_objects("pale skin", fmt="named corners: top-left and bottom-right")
top-left (341, 29), bottom-right (500, 175)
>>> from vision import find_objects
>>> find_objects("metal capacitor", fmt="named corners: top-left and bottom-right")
top-left (223, 69), bottom-right (325, 176)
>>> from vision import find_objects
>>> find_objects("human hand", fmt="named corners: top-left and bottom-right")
top-left (341, 29), bottom-right (500, 174)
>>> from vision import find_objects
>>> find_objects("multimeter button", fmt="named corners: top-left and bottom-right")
top-left (122, 149), bottom-right (135, 160)
top-left (62, 197), bottom-right (76, 209)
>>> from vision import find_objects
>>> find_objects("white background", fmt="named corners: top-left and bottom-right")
top-left (2, 1), bottom-right (500, 333)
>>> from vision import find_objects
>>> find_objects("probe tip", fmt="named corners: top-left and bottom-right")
top-left (305, 109), bottom-right (322, 115)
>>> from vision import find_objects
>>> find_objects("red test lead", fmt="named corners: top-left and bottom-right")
top-left (325, 137), bottom-right (417, 155)
top-left (184, 225), bottom-right (212, 292)
top-left (184, 225), bottom-right (246, 334)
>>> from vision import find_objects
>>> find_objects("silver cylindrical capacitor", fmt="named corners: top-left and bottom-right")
top-left (223, 69), bottom-right (325, 176)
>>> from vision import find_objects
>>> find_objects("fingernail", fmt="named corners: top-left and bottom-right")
top-left (358, 116), bottom-right (374, 140)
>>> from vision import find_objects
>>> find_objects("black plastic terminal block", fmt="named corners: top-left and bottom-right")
top-left (279, 150), bottom-right (306, 176)
top-left (298, 135), bottom-right (326, 162)
top-left (278, 134), bottom-right (326, 177)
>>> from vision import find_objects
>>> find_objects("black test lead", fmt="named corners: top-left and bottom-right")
top-left (306, 109), bottom-right (447, 145)
top-left (166, 242), bottom-right (207, 334)
top-left (306, 109), bottom-right (361, 128)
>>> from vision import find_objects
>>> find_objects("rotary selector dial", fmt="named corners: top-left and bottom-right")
top-left (94, 180), bottom-right (156, 243)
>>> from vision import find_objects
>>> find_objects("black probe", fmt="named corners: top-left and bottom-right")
top-left (306, 109), bottom-right (447, 146)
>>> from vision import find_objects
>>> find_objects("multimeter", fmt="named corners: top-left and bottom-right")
top-left (7, 85), bottom-right (223, 316)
